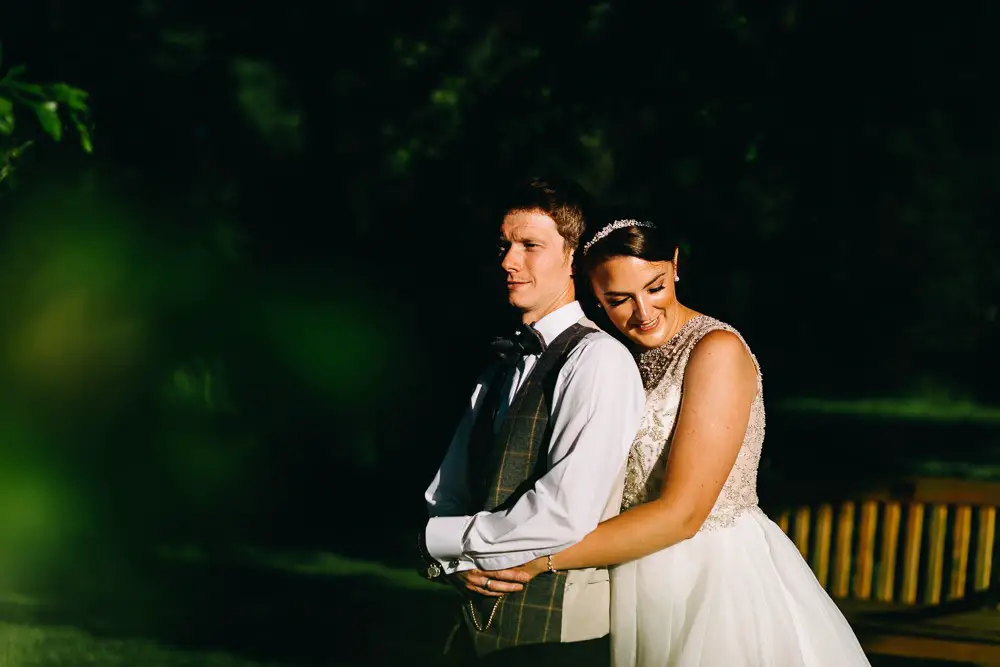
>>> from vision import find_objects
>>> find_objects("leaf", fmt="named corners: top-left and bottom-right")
top-left (0, 96), bottom-right (13, 135)
top-left (6, 139), bottom-right (32, 160)
top-left (72, 113), bottom-right (93, 153)
top-left (0, 64), bottom-right (26, 85)
top-left (33, 100), bottom-right (62, 142)
top-left (0, 140), bottom-right (33, 188)
top-left (50, 83), bottom-right (90, 112)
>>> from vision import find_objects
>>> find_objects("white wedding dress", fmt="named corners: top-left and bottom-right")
top-left (610, 315), bottom-right (871, 667)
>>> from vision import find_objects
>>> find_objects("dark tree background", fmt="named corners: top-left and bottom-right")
top-left (0, 0), bottom-right (996, 577)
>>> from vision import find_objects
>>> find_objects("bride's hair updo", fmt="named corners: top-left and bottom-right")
top-left (578, 218), bottom-right (680, 277)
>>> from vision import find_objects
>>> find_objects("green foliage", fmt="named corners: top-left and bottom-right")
top-left (0, 44), bottom-right (93, 187)
top-left (777, 397), bottom-right (1000, 424)
top-left (0, 621), bottom-right (287, 666)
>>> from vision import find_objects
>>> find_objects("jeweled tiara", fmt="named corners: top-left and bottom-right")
top-left (581, 219), bottom-right (656, 255)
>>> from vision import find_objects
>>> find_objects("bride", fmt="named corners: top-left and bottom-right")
top-left (502, 218), bottom-right (871, 666)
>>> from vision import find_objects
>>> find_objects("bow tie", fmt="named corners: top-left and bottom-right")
top-left (490, 324), bottom-right (547, 365)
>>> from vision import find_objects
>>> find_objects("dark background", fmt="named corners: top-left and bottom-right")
top-left (0, 2), bottom-right (996, 665)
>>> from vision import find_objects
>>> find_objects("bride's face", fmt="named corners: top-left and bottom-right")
top-left (589, 253), bottom-right (679, 349)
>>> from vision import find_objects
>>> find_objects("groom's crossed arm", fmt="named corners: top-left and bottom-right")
top-left (423, 335), bottom-right (644, 585)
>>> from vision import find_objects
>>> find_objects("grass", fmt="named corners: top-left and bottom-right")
top-left (777, 397), bottom-right (1000, 424)
top-left (237, 548), bottom-right (442, 593)
top-left (0, 621), bottom-right (962, 667)
top-left (0, 548), bottom-right (980, 666)
top-left (0, 622), bottom-right (288, 667)
top-left (0, 548), bottom-right (460, 667)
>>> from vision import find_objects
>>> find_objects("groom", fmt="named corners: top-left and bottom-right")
top-left (418, 177), bottom-right (644, 665)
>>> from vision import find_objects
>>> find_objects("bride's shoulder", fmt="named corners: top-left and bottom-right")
top-left (687, 319), bottom-right (760, 385)
top-left (688, 315), bottom-right (752, 349)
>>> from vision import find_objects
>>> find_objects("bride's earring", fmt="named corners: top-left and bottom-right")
top-left (674, 273), bottom-right (680, 283)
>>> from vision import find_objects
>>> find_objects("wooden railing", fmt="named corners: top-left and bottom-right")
top-left (776, 478), bottom-right (998, 605)
top-left (774, 478), bottom-right (1000, 665)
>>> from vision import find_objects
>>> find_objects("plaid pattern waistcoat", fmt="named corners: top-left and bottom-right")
top-left (463, 322), bottom-right (594, 656)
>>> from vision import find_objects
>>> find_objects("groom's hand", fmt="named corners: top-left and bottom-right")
top-left (450, 568), bottom-right (530, 597)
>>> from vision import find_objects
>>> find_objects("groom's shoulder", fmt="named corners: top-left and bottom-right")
top-left (566, 325), bottom-right (637, 374)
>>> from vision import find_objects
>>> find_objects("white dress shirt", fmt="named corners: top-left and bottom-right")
top-left (424, 301), bottom-right (645, 572)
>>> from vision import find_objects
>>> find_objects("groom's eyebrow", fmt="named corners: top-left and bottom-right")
top-left (501, 232), bottom-right (540, 244)
top-left (604, 272), bottom-right (666, 296)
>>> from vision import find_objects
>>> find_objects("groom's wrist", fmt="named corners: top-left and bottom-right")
top-left (417, 529), bottom-right (445, 581)
top-left (424, 515), bottom-right (472, 564)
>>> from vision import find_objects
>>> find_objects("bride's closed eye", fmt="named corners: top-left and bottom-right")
top-left (608, 285), bottom-right (664, 308)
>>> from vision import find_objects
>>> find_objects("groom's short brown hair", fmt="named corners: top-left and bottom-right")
top-left (501, 176), bottom-right (594, 255)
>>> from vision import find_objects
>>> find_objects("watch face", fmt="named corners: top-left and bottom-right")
top-left (427, 562), bottom-right (442, 579)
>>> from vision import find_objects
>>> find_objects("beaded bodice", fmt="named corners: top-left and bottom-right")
top-left (621, 315), bottom-right (765, 531)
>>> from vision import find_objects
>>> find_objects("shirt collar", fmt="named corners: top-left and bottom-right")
top-left (530, 301), bottom-right (584, 347)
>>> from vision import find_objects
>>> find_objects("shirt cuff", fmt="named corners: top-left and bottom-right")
top-left (425, 515), bottom-right (474, 571)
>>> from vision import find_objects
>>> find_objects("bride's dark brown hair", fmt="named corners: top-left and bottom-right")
top-left (578, 220), bottom-right (680, 278)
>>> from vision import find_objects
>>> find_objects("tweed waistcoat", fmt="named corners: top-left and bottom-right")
top-left (462, 322), bottom-right (594, 656)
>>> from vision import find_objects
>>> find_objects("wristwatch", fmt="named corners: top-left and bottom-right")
top-left (417, 530), bottom-right (444, 580)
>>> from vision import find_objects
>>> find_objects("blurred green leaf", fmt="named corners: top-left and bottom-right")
top-left (0, 64), bottom-right (25, 84)
top-left (49, 82), bottom-right (90, 112)
top-left (0, 62), bottom-right (92, 184)
top-left (33, 100), bottom-right (62, 142)
top-left (72, 112), bottom-right (93, 153)
top-left (14, 81), bottom-right (44, 97)
top-left (0, 95), bottom-right (13, 134)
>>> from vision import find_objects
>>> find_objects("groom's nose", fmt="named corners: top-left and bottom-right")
top-left (501, 247), bottom-right (521, 272)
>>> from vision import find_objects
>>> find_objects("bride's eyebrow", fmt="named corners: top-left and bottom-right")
top-left (604, 272), bottom-right (666, 296)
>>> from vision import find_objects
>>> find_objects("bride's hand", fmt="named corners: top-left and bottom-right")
top-left (504, 556), bottom-right (549, 582)
top-left (450, 568), bottom-right (528, 597)
top-left (480, 556), bottom-right (549, 589)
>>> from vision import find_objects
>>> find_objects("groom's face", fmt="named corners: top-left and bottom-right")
top-left (499, 210), bottom-right (574, 323)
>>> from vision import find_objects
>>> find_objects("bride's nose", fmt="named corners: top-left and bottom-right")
top-left (634, 297), bottom-right (651, 323)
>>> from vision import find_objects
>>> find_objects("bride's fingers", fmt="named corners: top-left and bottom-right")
top-left (465, 577), bottom-right (524, 595)
top-left (484, 567), bottom-right (532, 583)
top-left (485, 578), bottom-right (524, 593)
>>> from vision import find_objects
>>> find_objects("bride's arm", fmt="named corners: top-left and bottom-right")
top-left (526, 330), bottom-right (758, 574)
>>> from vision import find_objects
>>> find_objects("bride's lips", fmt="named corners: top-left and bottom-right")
top-left (636, 316), bottom-right (660, 332)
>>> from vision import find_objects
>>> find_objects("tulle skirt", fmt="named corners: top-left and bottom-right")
top-left (610, 506), bottom-right (871, 667)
